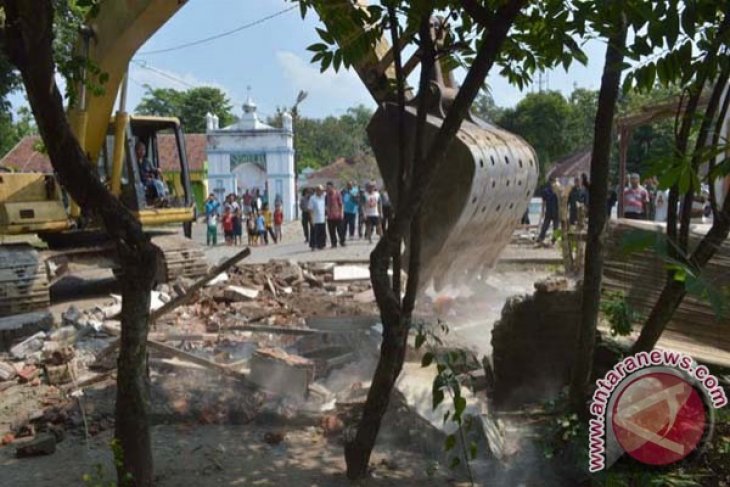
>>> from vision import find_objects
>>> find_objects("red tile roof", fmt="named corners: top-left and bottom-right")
top-left (0, 134), bottom-right (207, 173)
top-left (303, 156), bottom-right (382, 188)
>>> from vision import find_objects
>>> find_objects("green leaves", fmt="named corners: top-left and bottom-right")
top-left (135, 86), bottom-right (234, 133)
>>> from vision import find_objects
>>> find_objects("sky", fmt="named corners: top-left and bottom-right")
top-left (12, 0), bottom-right (608, 121)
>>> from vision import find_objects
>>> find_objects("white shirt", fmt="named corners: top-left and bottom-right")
top-left (364, 191), bottom-right (381, 217)
top-left (309, 194), bottom-right (326, 224)
top-left (654, 190), bottom-right (668, 222)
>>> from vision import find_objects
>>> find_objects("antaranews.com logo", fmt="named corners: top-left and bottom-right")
top-left (588, 349), bottom-right (727, 472)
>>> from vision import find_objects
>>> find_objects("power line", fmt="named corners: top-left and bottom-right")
top-left (137, 5), bottom-right (298, 56)
top-left (131, 59), bottom-right (197, 89)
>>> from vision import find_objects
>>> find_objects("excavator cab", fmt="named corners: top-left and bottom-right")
top-left (97, 115), bottom-right (195, 235)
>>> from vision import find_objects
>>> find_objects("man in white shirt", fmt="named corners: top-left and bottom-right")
top-left (364, 182), bottom-right (383, 243)
top-left (308, 185), bottom-right (327, 250)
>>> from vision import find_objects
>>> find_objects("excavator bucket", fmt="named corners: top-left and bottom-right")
top-left (368, 104), bottom-right (539, 290)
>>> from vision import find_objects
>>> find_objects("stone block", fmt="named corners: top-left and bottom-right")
top-left (249, 347), bottom-right (314, 399)
top-left (0, 312), bottom-right (53, 351)
top-left (10, 331), bottom-right (46, 360)
top-left (224, 285), bottom-right (260, 301)
top-left (333, 265), bottom-right (370, 281)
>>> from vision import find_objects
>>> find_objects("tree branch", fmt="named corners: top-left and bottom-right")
top-left (678, 62), bottom-right (730, 253)
top-left (460, 0), bottom-right (492, 27)
top-left (708, 71), bottom-right (730, 218)
top-left (387, 3), bottom-right (405, 302)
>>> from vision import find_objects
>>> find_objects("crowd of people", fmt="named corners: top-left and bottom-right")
top-left (533, 171), bottom-right (712, 246)
top-left (203, 189), bottom-right (283, 247)
top-left (201, 181), bottom-right (392, 250)
top-left (608, 173), bottom-right (710, 222)
top-left (299, 180), bottom-right (390, 251)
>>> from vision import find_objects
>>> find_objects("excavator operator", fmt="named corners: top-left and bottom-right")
top-left (134, 140), bottom-right (168, 206)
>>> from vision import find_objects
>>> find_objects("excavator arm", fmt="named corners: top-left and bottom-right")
top-left (68, 0), bottom-right (538, 290)
top-left (68, 0), bottom-right (189, 162)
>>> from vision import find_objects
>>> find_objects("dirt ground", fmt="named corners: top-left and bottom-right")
top-left (0, 227), bottom-right (561, 486)
top-left (0, 423), bottom-right (462, 486)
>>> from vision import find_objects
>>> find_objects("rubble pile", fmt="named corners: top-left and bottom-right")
top-left (0, 258), bottom-right (381, 459)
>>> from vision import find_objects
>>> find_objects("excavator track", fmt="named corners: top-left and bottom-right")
top-left (149, 234), bottom-right (208, 282)
top-left (0, 233), bottom-right (207, 317)
top-left (0, 245), bottom-right (50, 316)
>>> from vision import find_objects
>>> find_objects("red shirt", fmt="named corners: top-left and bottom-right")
top-left (222, 214), bottom-right (234, 232)
top-left (326, 189), bottom-right (343, 220)
top-left (274, 209), bottom-right (283, 225)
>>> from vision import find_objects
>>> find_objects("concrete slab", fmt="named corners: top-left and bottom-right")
top-left (333, 265), bottom-right (370, 281)
top-left (224, 285), bottom-right (260, 301)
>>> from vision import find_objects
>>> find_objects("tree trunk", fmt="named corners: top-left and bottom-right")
top-left (569, 11), bottom-right (627, 413)
top-left (2, 2), bottom-right (158, 485)
top-left (343, 2), bottom-right (527, 478)
top-left (344, 320), bottom-right (409, 476)
top-left (115, 245), bottom-right (157, 486)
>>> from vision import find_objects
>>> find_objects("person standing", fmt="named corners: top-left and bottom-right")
top-left (364, 182), bottom-right (382, 243)
top-left (357, 186), bottom-right (367, 238)
top-left (299, 188), bottom-right (312, 244)
top-left (325, 181), bottom-right (345, 248)
top-left (381, 189), bottom-right (392, 234)
top-left (204, 193), bottom-right (220, 246)
top-left (537, 177), bottom-right (559, 245)
top-left (273, 202), bottom-right (284, 243)
top-left (230, 194), bottom-right (242, 246)
top-left (242, 190), bottom-right (253, 215)
top-left (309, 185), bottom-right (327, 250)
top-left (623, 173), bottom-right (649, 219)
top-left (255, 210), bottom-right (267, 244)
top-left (654, 188), bottom-right (669, 222)
top-left (342, 181), bottom-right (359, 241)
top-left (261, 203), bottom-right (277, 244)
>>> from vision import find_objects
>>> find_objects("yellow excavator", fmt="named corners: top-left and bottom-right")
top-left (0, 0), bottom-right (538, 317)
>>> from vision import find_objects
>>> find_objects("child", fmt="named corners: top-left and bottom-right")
top-left (246, 211), bottom-right (257, 246)
top-left (273, 203), bottom-right (284, 244)
top-left (206, 212), bottom-right (218, 246)
top-left (222, 207), bottom-right (234, 245)
top-left (261, 203), bottom-right (277, 244)
top-left (256, 210), bottom-right (267, 244)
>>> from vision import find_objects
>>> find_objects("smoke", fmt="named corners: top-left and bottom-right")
top-left (424, 269), bottom-right (552, 357)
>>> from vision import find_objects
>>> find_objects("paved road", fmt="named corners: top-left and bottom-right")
top-left (192, 220), bottom-right (561, 267)
top-left (193, 221), bottom-right (376, 265)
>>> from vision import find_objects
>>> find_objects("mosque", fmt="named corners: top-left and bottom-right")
top-left (205, 93), bottom-right (296, 220)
